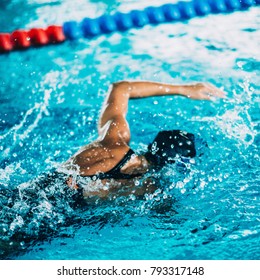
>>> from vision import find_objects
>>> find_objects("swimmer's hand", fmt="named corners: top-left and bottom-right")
top-left (181, 83), bottom-right (226, 100)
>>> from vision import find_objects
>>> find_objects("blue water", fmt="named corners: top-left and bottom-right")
top-left (0, 0), bottom-right (259, 260)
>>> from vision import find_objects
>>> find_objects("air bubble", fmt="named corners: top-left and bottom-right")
top-left (129, 194), bottom-right (136, 201)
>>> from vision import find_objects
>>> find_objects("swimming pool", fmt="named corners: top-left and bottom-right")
top-left (0, 0), bottom-right (259, 260)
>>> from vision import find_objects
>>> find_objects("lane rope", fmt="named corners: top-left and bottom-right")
top-left (0, 0), bottom-right (259, 53)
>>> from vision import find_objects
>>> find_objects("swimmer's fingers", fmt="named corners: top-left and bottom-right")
top-left (204, 83), bottom-right (226, 99)
top-left (184, 83), bottom-right (226, 100)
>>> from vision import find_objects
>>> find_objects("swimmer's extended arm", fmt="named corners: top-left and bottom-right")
top-left (98, 81), bottom-right (225, 145)
top-left (110, 81), bottom-right (225, 100)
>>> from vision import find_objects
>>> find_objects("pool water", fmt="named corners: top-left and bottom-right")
top-left (0, 0), bottom-right (259, 260)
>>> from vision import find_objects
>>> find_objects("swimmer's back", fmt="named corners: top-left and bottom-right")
top-left (62, 141), bottom-right (130, 176)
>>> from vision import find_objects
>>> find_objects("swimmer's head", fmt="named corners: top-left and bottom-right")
top-left (145, 130), bottom-right (198, 168)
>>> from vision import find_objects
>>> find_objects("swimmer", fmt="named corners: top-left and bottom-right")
top-left (59, 81), bottom-right (225, 198)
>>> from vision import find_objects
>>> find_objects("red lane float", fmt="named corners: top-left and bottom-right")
top-left (11, 30), bottom-right (31, 49)
top-left (0, 25), bottom-right (65, 52)
top-left (0, 34), bottom-right (13, 52)
top-left (28, 28), bottom-right (49, 45)
top-left (46, 26), bottom-right (66, 43)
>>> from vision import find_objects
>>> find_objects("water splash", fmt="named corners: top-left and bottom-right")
top-left (0, 170), bottom-right (83, 259)
top-left (0, 88), bottom-right (51, 160)
top-left (192, 77), bottom-right (257, 148)
top-left (213, 109), bottom-right (255, 146)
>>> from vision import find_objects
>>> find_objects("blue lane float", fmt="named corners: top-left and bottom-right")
top-left (0, 0), bottom-right (259, 52)
top-left (64, 0), bottom-right (259, 39)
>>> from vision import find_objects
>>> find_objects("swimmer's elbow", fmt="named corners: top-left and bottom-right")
top-left (111, 81), bottom-right (133, 95)
top-left (112, 80), bottom-right (131, 88)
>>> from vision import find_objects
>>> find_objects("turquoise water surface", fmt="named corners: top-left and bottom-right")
top-left (0, 0), bottom-right (259, 260)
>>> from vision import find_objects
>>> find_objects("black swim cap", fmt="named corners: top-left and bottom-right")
top-left (145, 130), bottom-right (197, 168)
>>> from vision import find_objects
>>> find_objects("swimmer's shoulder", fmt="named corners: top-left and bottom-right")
top-left (61, 141), bottom-right (131, 176)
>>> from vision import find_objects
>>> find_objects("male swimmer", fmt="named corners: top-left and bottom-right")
top-left (58, 81), bottom-right (225, 198)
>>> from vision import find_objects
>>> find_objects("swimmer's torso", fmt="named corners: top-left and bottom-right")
top-left (60, 141), bottom-right (153, 198)
top-left (62, 141), bottom-right (131, 176)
